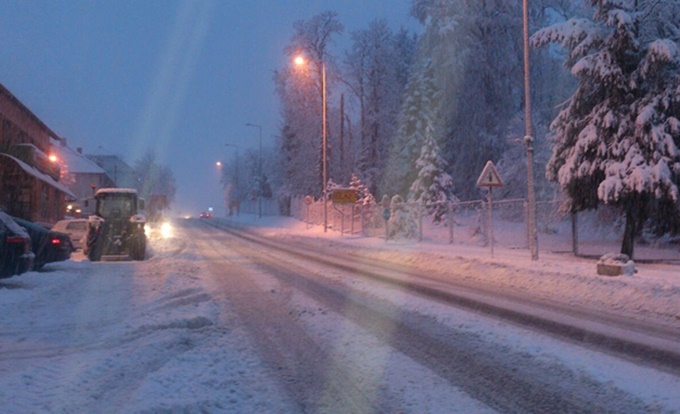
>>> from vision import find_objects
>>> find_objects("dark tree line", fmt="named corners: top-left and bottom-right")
top-left (270, 0), bottom-right (680, 257)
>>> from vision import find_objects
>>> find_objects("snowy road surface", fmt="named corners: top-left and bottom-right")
top-left (0, 216), bottom-right (679, 413)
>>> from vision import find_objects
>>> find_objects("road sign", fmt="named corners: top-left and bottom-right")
top-left (331, 189), bottom-right (357, 205)
top-left (476, 161), bottom-right (503, 187)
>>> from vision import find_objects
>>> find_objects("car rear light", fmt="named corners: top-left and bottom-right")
top-left (51, 238), bottom-right (62, 245)
top-left (6, 236), bottom-right (30, 254)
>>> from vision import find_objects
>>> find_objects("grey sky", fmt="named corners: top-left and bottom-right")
top-left (0, 1), bottom-right (419, 214)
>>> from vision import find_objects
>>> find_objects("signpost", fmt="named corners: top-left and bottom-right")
top-left (331, 189), bottom-right (357, 235)
top-left (381, 195), bottom-right (391, 242)
top-left (477, 161), bottom-right (503, 258)
top-left (304, 195), bottom-right (313, 229)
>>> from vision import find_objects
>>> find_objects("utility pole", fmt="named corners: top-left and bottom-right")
top-left (246, 123), bottom-right (263, 218)
top-left (523, 0), bottom-right (539, 260)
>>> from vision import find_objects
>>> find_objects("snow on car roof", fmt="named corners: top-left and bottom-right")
top-left (95, 188), bottom-right (138, 196)
top-left (0, 211), bottom-right (30, 238)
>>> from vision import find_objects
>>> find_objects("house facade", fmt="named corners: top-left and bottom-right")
top-left (54, 142), bottom-right (117, 217)
top-left (0, 82), bottom-right (75, 224)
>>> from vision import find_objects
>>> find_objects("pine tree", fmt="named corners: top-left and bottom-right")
top-left (408, 122), bottom-right (457, 224)
top-left (349, 173), bottom-right (375, 206)
top-left (387, 194), bottom-right (417, 239)
top-left (532, 0), bottom-right (680, 258)
top-left (382, 59), bottom-right (439, 197)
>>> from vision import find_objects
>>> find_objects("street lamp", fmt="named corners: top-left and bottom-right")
top-left (225, 143), bottom-right (239, 214)
top-left (225, 143), bottom-right (239, 188)
top-left (294, 54), bottom-right (328, 233)
top-left (523, 0), bottom-right (538, 260)
top-left (245, 123), bottom-right (263, 218)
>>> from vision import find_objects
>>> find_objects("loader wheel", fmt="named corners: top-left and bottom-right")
top-left (87, 244), bottom-right (102, 262)
top-left (130, 237), bottom-right (146, 261)
top-left (86, 232), bottom-right (102, 262)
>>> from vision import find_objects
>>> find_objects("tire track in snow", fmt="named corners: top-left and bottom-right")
top-left (193, 221), bottom-right (654, 413)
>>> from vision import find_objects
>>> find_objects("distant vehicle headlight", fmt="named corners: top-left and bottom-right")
top-left (160, 222), bottom-right (173, 238)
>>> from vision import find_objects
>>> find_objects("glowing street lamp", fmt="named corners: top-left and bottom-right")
top-left (294, 54), bottom-right (328, 233)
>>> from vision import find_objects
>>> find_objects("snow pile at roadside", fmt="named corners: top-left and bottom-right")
top-left (0, 229), bottom-right (294, 413)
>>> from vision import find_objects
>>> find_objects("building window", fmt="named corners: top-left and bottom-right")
top-left (40, 183), bottom-right (49, 219)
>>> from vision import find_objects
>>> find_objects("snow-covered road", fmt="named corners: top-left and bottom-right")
top-left (1, 216), bottom-right (679, 413)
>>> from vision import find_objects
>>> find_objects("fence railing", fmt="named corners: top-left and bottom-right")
top-left (236, 198), bottom-right (279, 217)
top-left (226, 195), bottom-right (679, 261)
top-left (289, 196), bottom-right (566, 248)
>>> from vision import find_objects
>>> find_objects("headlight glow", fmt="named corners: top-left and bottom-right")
top-left (160, 222), bottom-right (173, 238)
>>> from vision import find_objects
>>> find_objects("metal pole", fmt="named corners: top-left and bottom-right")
top-left (225, 143), bottom-right (239, 215)
top-left (523, 0), bottom-right (539, 260)
top-left (245, 123), bottom-right (263, 218)
top-left (489, 188), bottom-right (494, 258)
top-left (322, 61), bottom-right (328, 233)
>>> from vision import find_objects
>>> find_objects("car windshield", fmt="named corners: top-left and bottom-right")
top-left (67, 221), bottom-right (87, 231)
top-left (97, 194), bottom-right (135, 219)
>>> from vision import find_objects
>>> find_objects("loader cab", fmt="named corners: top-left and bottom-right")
top-left (94, 189), bottom-right (142, 219)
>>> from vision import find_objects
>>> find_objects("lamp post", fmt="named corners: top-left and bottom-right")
top-left (215, 161), bottom-right (225, 215)
top-left (523, 0), bottom-right (538, 260)
top-left (225, 143), bottom-right (239, 191)
top-left (222, 143), bottom-right (239, 216)
top-left (245, 123), bottom-right (263, 218)
top-left (295, 55), bottom-right (328, 233)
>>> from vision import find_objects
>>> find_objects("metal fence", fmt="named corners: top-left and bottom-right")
top-left (230, 195), bottom-right (678, 261)
top-left (236, 198), bottom-right (279, 217)
top-left (289, 196), bottom-right (566, 247)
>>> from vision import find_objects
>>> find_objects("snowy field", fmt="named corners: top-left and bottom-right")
top-left (0, 213), bottom-right (678, 412)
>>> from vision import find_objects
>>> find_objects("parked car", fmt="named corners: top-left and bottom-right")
top-left (12, 217), bottom-right (73, 270)
top-left (51, 218), bottom-right (88, 250)
top-left (0, 212), bottom-right (34, 279)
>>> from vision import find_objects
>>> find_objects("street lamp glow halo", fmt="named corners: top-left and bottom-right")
top-left (294, 55), bottom-right (306, 66)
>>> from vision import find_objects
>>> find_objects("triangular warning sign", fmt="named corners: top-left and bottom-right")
top-left (476, 161), bottom-right (503, 187)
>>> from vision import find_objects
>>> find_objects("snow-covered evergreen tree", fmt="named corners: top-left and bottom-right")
top-left (532, 0), bottom-right (680, 258)
top-left (349, 173), bottom-right (375, 206)
top-left (410, 0), bottom-right (582, 200)
top-left (383, 59), bottom-right (439, 197)
top-left (408, 120), bottom-right (457, 224)
top-left (387, 194), bottom-right (417, 239)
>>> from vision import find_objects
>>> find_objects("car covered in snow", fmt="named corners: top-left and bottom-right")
top-left (0, 212), bottom-right (33, 279)
top-left (12, 217), bottom-right (73, 270)
top-left (52, 218), bottom-right (88, 250)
